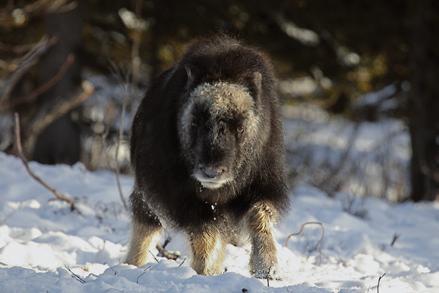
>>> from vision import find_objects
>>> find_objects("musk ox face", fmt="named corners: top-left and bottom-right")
top-left (178, 81), bottom-right (261, 189)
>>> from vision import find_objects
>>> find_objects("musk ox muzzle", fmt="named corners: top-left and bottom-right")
top-left (193, 164), bottom-right (231, 189)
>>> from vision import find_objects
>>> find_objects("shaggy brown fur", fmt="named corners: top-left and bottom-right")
top-left (247, 202), bottom-right (278, 277)
top-left (127, 36), bottom-right (288, 278)
top-left (126, 220), bottom-right (161, 266)
top-left (189, 226), bottom-right (226, 275)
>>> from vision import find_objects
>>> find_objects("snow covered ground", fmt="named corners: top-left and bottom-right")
top-left (283, 105), bottom-right (409, 202)
top-left (0, 148), bottom-right (438, 292)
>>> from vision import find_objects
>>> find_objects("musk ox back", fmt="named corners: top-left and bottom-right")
top-left (126, 36), bottom-right (288, 278)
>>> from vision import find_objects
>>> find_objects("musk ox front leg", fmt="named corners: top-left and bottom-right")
top-left (126, 220), bottom-right (162, 266)
top-left (247, 202), bottom-right (278, 279)
top-left (189, 226), bottom-right (226, 275)
top-left (126, 191), bottom-right (162, 266)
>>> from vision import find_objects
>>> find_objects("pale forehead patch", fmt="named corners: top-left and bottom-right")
top-left (178, 81), bottom-right (260, 157)
top-left (189, 82), bottom-right (254, 116)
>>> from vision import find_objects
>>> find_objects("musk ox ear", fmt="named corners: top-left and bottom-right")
top-left (253, 72), bottom-right (262, 92)
top-left (184, 65), bottom-right (195, 91)
top-left (249, 71), bottom-right (262, 104)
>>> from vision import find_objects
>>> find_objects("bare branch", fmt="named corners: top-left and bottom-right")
top-left (114, 100), bottom-right (128, 211)
top-left (319, 122), bottom-right (361, 196)
top-left (24, 80), bottom-right (94, 152)
top-left (131, 0), bottom-right (144, 84)
top-left (109, 63), bottom-right (131, 211)
top-left (0, 0), bottom-right (76, 29)
top-left (14, 112), bottom-right (79, 212)
top-left (0, 36), bottom-right (57, 102)
top-left (24, 0), bottom-right (77, 14)
top-left (284, 221), bottom-right (324, 247)
top-left (0, 41), bottom-right (41, 55)
top-left (0, 54), bottom-right (75, 111)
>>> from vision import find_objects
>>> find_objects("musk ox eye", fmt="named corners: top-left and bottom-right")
top-left (237, 126), bottom-right (244, 134)
top-left (233, 118), bottom-right (244, 135)
top-left (218, 121), bottom-right (226, 134)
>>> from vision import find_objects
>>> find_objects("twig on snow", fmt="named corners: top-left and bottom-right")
top-left (377, 273), bottom-right (386, 293)
top-left (284, 221), bottom-right (325, 248)
top-left (109, 267), bottom-right (118, 275)
top-left (284, 221), bottom-right (325, 264)
top-left (149, 250), bottom-right (159, 263)
top-left (162, 236), bottom-right (171, 249)
top-left (156, 236), bottom-right (180, 260)
top-left (14, 113), bottom-right (79, 213)
top-left (156, 243), bottom-right (180, 261)
top-left (65, 266), bottom-right (86, 284)
top-left (390, 233), bottom-right (400, 247)
top-left (136, 265), bottom-right (152, 284)
top-left (178, 257), bottom-right (187, 267)
top-left (266, 266), bottom-right (271, 287)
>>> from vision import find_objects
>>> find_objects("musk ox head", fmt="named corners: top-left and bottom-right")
top-left (178, 73), bottom-right (263, 189)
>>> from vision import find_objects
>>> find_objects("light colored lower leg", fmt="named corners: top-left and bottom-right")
top-left (190, 227), bottom-right (225, 275)
top-left (247, 202), bottom-right (278, 277)
top-left (126, 220), bottom-right (161, 266)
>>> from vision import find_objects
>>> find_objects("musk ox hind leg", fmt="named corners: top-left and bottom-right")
top-left (126, 191), bottom-right (162, 266)
top-left (247, 202), bottom-right (279, 279)
top-left (189, 225), bottom-right (226, 275)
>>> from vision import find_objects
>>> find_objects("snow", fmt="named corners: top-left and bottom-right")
top-left (283, 104), bottom-right (409, 201)
top-left (0, 146), bottom-right (438, 291)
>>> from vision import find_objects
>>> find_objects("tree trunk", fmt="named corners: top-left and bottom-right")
top-left (32, 3), bottom-right (83, 165)
top-left (408, 0), bottom-right (439, 201)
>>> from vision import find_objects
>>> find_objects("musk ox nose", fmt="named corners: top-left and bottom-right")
top-left (201, 166), bottom-right (227, 179)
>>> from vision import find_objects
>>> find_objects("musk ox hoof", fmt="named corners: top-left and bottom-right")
top-left (250, 253), bottom-right (280, 280)
top-left (251, 266), bottom-right (281, 281)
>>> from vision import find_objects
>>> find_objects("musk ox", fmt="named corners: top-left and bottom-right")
top-left (126, 36), bottom-right (288, 278)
